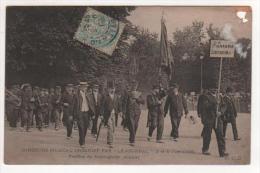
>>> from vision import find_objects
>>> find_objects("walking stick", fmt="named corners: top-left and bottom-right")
top-left (96, 119), bottom-right (104, 142)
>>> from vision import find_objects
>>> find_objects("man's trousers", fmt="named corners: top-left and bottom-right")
top-left (77, 112), bottom-right (90, 146)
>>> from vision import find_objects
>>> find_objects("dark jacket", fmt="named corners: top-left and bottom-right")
top-left (21, 91), bottom-right (35, 111)
top-left (61, 91), bottom-right (74, 116)
top-left (221, 95), bottom-right (237, 122)
top-left (126, 91), bottom-right (145, 117)
top-left (101, 93), bottom-right (121, 124)
top-left (164, 92), bottom-right (188, 118)
top-left (38, 95), bottom-right (49, 113)
top-left (146, 93), bottom-right (163, 127)
top-left (52, 93), bottom-right (62, 111)
top-left (73, 90), bottom-right (95, 120)
top-left (197, 93), bottom-right (218, 126)
top-left (88, 91), bottom-right (103, 117)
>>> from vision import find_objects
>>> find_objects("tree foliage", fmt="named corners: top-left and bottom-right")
top-left (6, 6), bottom-right (136, 88)
top-left (171, 22), bottom-right (251, 93)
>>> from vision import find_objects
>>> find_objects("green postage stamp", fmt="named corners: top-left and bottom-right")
top-left (74, 8), bottom-right (125, 56)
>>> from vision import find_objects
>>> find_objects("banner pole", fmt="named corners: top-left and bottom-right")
top-left (215, 57), bottom-right (223, 128)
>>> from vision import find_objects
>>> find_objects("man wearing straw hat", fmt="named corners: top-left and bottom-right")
top-left (73, 81), bottom-right (93, 148)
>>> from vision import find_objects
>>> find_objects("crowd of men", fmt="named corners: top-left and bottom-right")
top-left (5, 80), bottom-right (241, 157)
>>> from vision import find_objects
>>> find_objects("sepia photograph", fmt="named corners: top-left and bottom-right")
top-left (3, 6), bottom-right (252, 165)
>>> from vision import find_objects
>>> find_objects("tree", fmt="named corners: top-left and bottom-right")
top-left (172, 21), bottom-right (206, 92)
top-left (171, 21), bottom-right (251, 93)
top-left (6, 6), bottom-right (136, 87)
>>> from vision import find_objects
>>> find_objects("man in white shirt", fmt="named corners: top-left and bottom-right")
top-left (73, 81), bottom-right (92, 148)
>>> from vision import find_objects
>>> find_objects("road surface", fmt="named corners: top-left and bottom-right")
top-left (4, 111), bottom-right (250, 165)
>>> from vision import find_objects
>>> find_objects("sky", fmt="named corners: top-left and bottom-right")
top-left (127, 6), bottom-right (252, 41)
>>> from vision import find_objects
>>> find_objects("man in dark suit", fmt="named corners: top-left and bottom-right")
top-left (197, 89), bottom-right (228, 157)
top-left (164, 83), bottom-right (188, 141)
top-left (100, 81), bottom-right (122, 148)
top-left (147, 84), bottom-right (166, 143)
top-left (89, 84), bottom-right (103, 137)
top-left (5, 85), bottom-right (21, 129)
top-left (32, 86), bottom-right (40, 128)
top-left (37, 88), bottom-right (49, 131)
top-left (121, 84), bottom-right (131, 131)
top-left (221, 87), bottom-right (241, 141)
top-left (125, 80), bottom-right (145, 146)
top-left (52, 86), bottom-right (62, 130)
top-left (61, 84), bottom-right (75, 139)
top-left (73, 81), bottom-right (95, 147)
top-left (20, 84), bottom-right (35, 132)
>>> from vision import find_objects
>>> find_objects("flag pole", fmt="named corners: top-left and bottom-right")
top-left (215, 57), bottom-right (223, 128)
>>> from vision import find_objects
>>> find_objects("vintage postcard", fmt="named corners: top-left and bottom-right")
top-left (3, 6), bottom-right (252, 165)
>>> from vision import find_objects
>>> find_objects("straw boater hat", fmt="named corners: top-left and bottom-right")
top-left (79, 81), bottom-right (88, 86)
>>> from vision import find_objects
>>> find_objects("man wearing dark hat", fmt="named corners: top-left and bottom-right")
top-left (52, 86), bottom-right (62, 130)
top-left (100, 80), bottom-right (122, 148)
top-left (73, 81), bottom-right (95, 147)
top-left (221, 87), bottom-right (241, 141)
top-left (125, 80), bottom-right (145, 146)
top-left (197, 88), bottom-right (228, 157)
top-left (20, 84), bottom-right (35, 132)
top-left (164, 83), bottom-right (188, 141)
top-left (147, 84), bottom-right (165, 143)
top-left (61, 84), bottom-right (75, 139)
top-left (88, 83), bottom-right (103, 137)
top-left (121, 83), bottom-right (131, 131)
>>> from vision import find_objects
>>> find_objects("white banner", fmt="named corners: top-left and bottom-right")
top-left (210, 40), bottom-right (235, 58)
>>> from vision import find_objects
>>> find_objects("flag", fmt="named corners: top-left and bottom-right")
top-left (74, 8), bottom-right (125, 56)
top-left (160, 18), bottom-right (174, 80)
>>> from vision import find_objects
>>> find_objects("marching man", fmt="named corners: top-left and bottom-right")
top-left (125, 80), bottom-right (145, 146)
top-left (99, 81), bottom-right (122, 148)
top-left (61, 84), bottom-right (75, 139)
top-left (146, 84), bottom-right (166, 143)
top-left (164, 83), bottom-right (189, 141)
